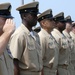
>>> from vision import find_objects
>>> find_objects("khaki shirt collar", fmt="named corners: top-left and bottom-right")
top-left (70, 31), bottom-right (75, 36)
top-left (21, 23), bottom-right (30, 35)
top-left (70, 31), bottom-right (75, 39)
top-left (21, 24), bottom-right (36, 40)
top-left (63, 30), bottom-right (71, 38)
top-left (41, 28), bottom-right (50, 37)
top-left (53, 28), bottom-right (63, 38)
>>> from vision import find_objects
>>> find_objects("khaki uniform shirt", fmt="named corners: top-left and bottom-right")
top-left (51, 29), bottom-right (70, 65)
top-left (63, 30), bottom-right (75, 63)
top-left (0, 48), bottom-right (14, 75)
top-left (9, 24), bottom-right (42, 73)
top-left (38, 29), bottom-right (59, 69)
top-left (70, 31), bottom-right (75, 42)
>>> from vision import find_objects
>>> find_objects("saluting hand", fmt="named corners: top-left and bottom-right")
top-left (3, 19), bottom-right (15, 35)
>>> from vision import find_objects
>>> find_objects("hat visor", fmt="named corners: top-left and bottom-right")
top-left (48, 17), bottom-right (54, 20)
top-left (37, 11), bottom-right (41, 14)
top-left (72, 21), bottom-right (74, 22)
top-left (59, 19), bottom-right (67, 22)
top-left (68, 21), bottom-right (74, 22)
top-left (66, 21), bottom-right (74, 23)
top-left (72, 24), bottom-right (75, 27)
top-left (0, 15), bottom-right (14, 19)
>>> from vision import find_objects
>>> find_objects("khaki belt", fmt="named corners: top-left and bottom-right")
top-left (58, 64), bottom-right (68, 69)
top-left (20, 71), bottom-right (41, 75)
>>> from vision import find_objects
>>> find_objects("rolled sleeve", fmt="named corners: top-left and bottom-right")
top-left (9, 33), bottom-right (25, 60)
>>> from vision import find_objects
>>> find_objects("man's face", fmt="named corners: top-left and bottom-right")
top-left (72, 26), bottom-right (75, 33)
top-left (58, 21), bottom-right (66, 32)
top-left (25, 13), bottom-right (37, 27)
top-left (44, 19), bottom-right (55, 31)
top-left (0, 17), bottom-right (6, 32)
top-left (66, 22), bottom-right (72, 32)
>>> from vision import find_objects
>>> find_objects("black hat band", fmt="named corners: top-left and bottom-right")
top-left (54, 16), bottom-right (65, 21)
top-left (0, 10), bottom-right (11, 16)
top-left (38, 14), bottom-right (53, 22)
top-left (66, 19), bottom-right (73, 23)
top-left (19, 7), bottom-right (38, 14)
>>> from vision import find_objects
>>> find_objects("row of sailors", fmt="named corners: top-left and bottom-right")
top-left (0, 1), bottom-right (75, 75)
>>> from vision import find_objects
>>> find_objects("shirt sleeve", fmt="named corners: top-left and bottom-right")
top-left (39, 35), bottom-right (46, 59)
top-left (9, 33), bottom-right (26, 60)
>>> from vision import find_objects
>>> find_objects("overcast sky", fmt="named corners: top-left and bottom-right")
top-left (0, 0), bottom-right (75, 28)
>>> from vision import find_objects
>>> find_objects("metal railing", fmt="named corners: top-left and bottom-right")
top-left (21, 0), bottom-right (35, 5)
top-left (21, 0), bottom-right (24, 5)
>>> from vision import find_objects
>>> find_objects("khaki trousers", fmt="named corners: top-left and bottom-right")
top-left (58, 65), bottom-right (70, 75)
top-left (20, 71), bottom-right (41, 75)
top-left (68, 63), bottom-right (75, 75)
top-left (43, 67), bottom-right (57, 75)
top-left (71, 60), bottom-right (75, 70)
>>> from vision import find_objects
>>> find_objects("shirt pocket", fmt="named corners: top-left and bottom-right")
top-left (60, 39), bottom-right (68, 54)
top-left (61, 38), bottom-right (68, 49)
top-left (61, 42), bottom-right (68, 49)
top-left (0, 55), bottom-right (4, 61)
top-left (27, 42), bottom-right (37, 62)
top-left (27, 38), bottom-right (35, 51)
top-left (7, 51), bottom-right (14, 70)
top-left (70, 41), bottom-right (74, 49)
top-left (9, 57), bottom-right (14, 73)
top-left (48, 41), bottom-right (55, 50)
top-left (0, 56), bottom-right (2, 60)
top-left (27, 43), bottom-right (35, 51)
top-left (48, 42), bottom-right (55, 57)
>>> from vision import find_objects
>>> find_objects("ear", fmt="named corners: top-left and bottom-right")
top-left (57, 22), bottom-right (60, 27)
top-left (41, 20), bottom-right (47, 27)
top-left (23, 16), bottom-right (26, 20)
top-left (22, 13), bottom-right (28, 20)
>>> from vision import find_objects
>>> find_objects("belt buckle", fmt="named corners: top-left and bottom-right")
top-left (63, 64), bottom-right (68, 69)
